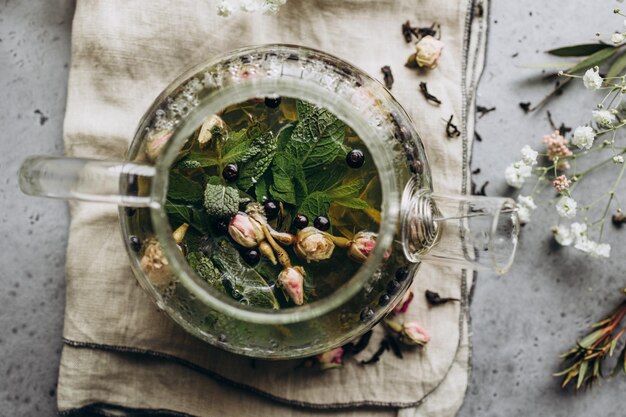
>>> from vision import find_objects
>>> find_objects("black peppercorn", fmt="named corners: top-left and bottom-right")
top-left (360, 307), bottom-right (375, 322)
top-left (387, 280), bottom-right (401, 295)
top-left (129, 236), bottom-right (141, 252)
top-left (379, 294), bottom-right (391, 306)
top-left (242, 248), bottom-right (260, 265)
top-left (313, 216), bottom-right (330, 231)
top-left (222, 163), bottom-right (239, 182)
top-left (395, 266), bottom-right (410, 282)
top-left (263, 200), bottom-right (279, 220)
top-left (215, 219), bottom-right (229, 235)
top-left (410, 160), bottom-right (423, 174)
top-left (264, 96), bottom-right (282, 108)
top-left (125, 207), bottom-right (136, 217)
top-left (293, 214), bottom-right (309, 229)
top-left (346, 149), bottom-right (365, 168)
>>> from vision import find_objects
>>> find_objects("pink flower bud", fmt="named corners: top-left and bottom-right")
top-left (278, 266), bottom-right (305, 305)
top-left (145, 129), bottom-right (173, 162)
top-left (415, 36), bottom-right (444, 69)
top-left (197, 115), bottom-right (227, 146)
top-left (294, 227), bottom-right (335, 262)
top-left (392, 289), bottom-right (414, 314)
top-left (347, 231), bottom-right (390, 263)
top-left (400, 322), bottom-right (430, 346)
top-left (316, 347), bottom-right (344, 370)
top-left (228, 212), bottom-right (264, 248)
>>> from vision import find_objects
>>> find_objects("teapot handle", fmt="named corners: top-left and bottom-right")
top-left (19, 156), bottom-right (157, 207)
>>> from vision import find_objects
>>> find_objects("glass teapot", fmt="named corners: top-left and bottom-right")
top-left (19, 45), bottom-right (519, 359)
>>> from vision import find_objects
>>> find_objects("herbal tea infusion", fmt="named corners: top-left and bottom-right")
top-left (162, 97), bottom-right (388, 309)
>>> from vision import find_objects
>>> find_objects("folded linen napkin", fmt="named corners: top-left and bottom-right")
top-left (57, 0), bottom-right (488, 415)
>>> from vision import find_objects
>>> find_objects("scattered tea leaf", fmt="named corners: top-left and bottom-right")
top-left (425, 289), bottom-right (460, 306)
top-left (419, 82), bottom-right (442, 105)
top-left (381, 66), bottom-right (394, 89)
top-left (445, 115), bottom-right (461, 138)
top-left (519, 102), bottom-right (531, 113)
top-left (476, 105), bottom-right (496, 118)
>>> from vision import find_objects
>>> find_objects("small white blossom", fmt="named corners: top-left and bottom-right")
top-left (217, 1), bottom-right (235, 17)
top-left (612, 33), bottom-right (625, 44)
top-left (592, 109), bottom-right (617, 127)
top-left (572, 125), bottom-right (595, 150)
top-left (504, 161), bottom-right (532, 188)
top-left (556, 196), bottom-right (577, 219)
top-left (240, 0), bottom-right (260, 12)
top-left (552, 225), bottom-right (574, 246)
top-left (582, 68), bottom-right (603, 90)
top-left (570, 222), bottom-right (587, 240)
top-left (574, 236), bottom-right (596, 253)
top-left (520, 145), bottom-right (538, 166)
top-left (613, 155), bottom-right (624, 164)
top-left (262, 0), bottom-right (287, 14)
top-left (592, 243), bottom-right (611, 258)
top-left (516, 195), bottom-right (537, 223)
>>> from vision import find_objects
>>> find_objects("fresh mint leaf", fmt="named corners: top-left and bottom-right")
top-left (222, 129), bottom-right (249, 155)
top-left (305, 163), bottom-right (348, 193)
top-left (167, 171), bottom-right (204, 203)
top-left (269, 152), bottom-right (307, 205)
top-left (237, 131), bottom-right (277, 191)
top-left (177, 151), bottom-right (219, 168)
top-left (254, 172), bottom-right (270, 203)
top-left (286, 100), bottom-right (347, 172)
top-left (327, 178), bottom-right (364, 199)
top-left (334, 197), bottom-right (370, 209)
top-left (212, 240), bottom-right (280, 309)
top-left (165, 200), bottom-right (210, 233)
top-left (276, 122), bottom-right (296, 150)
top-left (186, 252), bottom-right (225, 294)
top-left (299, 191), bottom-right (332, 219)
top-left (203, 183), bottom-right (240, 218)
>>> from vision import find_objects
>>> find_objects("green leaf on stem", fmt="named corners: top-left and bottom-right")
top-left (606, 51), bottom-right (626, 79)
top-left (547, 43), bottom-right (613, 57)
top-left (567, 47), bottom-right (619, 75)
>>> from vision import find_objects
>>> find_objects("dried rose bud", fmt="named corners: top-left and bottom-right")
top-left (316, 347), bottom-right (344, 370)
top-left (415, 35), bottom-right (444, 69)
top-left (145, 129), bottom-right (173, 162)
top-left (197, 115), bottom-right (227, 147)
top-left (347, 231), bottom-right (390, 263)
top-left (228, 212), bottom-right (264, 248)
top-left (294, 227), bottom-right (335, 262)
top-left (392, 289), bottom-right (414, 314)
top-left (400, 322), bottom-right (430, 346)
top-left (278, 266), bottom-right (305, 305)
top-left (140, 239), bottom-right (172, 287)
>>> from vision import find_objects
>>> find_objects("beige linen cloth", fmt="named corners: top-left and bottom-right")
top-left (57, 0), bottom-right (488, 416)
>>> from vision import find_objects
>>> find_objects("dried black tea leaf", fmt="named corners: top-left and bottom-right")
top-left (419, 82), bottom-right (442, 105)
top-left (445, 114), bottom-right (461, 138)
top-left (425, 290), bottom-right (460, 306)
top-left (381, 66), bottom-right (394, 90)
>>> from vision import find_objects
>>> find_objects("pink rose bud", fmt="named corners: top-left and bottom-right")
top-left (278, 266), bottom-right (305, 305)
top-left (400, 321), bottom-right (430, 346)
top-left (145, 129), bottom-right (173, 162)
top-left (393, 289), bottom-right (414, 314)
top-left (316, 347), bottom-right (344, 370)
top-left (228, 212), bottom-right (264, 248)
top-left (415, 35), bottom-right (444, 69)
top-left (197, 115), bottom-right (227, 146)
top-left (347, 231), bottom-right (390, 263)
top-left (294, 227), bottom-right (335, 262)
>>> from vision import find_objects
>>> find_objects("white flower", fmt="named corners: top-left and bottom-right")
top-left (217, 1), bottom-right (234, 17)
top-left (556, 196), bottom-right (577, 219)
top-left (262, 0), bottom-right (287, 14)
top-left (520, 145), bottom-right (538, 166)
top-left (613, 155), bottom-right (625, 164)
top-left (504, 161), bottom-right (532, 188)
top-left (517, 195), bottom-right (537, 223)
top-left (592, 109), bottom-right (617, 127)
top-left (592, 243), bottom-right (611, 258)
top-left (572, 126), bottom-right (595, 150)
top-left (582, 68), bottom-right (603, 90)
top-left (574, 236), bottom-right (595, 253)
top-left (552, 225), bottom-right (574, 246)
top-left (570, 222), bottom-right (587, 240)
top-left (240, 0), bottom-right (260, 12)
top-left (612, 33), bottom-right (625, 44)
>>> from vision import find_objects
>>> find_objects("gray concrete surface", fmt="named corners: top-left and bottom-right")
top-left (1, 0), bottom-right (625, 416)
